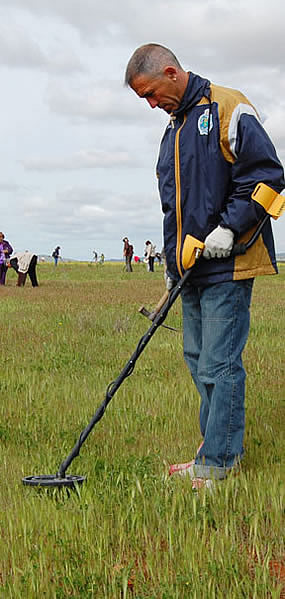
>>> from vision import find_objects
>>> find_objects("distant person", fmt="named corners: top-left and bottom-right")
top-left (99, 253), bottom-right (105, 264)
top-left (93, 250), bottom-right (98, 263)
top-left (155, 251), bottom-right (162, 265)
top-left (0, 232), bottom-right (13, 285)
top-left (144, 240), bottom-right (156, 272)
top-left (122, 237), bottom-right (134, 272)
top-left (52, 246), bottom-right (61, 266)
top-left (9, 251), bottom-right (39, 287)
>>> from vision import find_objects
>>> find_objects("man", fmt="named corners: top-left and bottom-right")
top-left (125, 43), bottom-right (285, 490)
top-left (123, 237), bottom-right (134, 272)
top-left (52, 246), bottom-right (61, 266)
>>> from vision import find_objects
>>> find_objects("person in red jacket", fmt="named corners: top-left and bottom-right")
top-left (125, 43), bottom-right (285, 491)
top-left (122, 237), bottom-right (134, 272)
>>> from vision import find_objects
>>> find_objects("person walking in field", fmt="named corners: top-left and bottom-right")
top-left (144, 240), bottom-right (156, 272)
top-left (9, 250), bottom-right (39, 287)
top-left (0, 232), bottom-right (13, 285)
top-left (125, 43), bottom-right (285, 491)
top-left (52, 246), bottom-right (61, 266)
top-left (122, 237), bottom-right (134, 272)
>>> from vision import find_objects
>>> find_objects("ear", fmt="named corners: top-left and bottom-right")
top-left (164, 66), bottom-right (177, 81)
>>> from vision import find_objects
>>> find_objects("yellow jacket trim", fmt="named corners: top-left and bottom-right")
top-left (233, 225), bottom-right (276, 280)
top-left (210, 84), bottom-right (259, 164)
top-left (175, 114), bottom-right (187, 277)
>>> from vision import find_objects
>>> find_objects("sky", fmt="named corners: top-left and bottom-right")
top-left (1, 0), bottom-right (285, 260)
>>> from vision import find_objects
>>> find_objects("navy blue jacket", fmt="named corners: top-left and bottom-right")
top-left (156, 72), bottom-right (285, 283)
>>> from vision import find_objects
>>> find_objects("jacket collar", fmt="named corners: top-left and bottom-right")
top-left (174, 72), bottom-right (211, 115)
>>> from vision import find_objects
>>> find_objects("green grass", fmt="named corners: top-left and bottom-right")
top-left (0, 262), bottom-right (284, 598)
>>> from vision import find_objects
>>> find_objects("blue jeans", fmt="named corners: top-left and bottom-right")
top-left (181, 279), bottom-right (254, 479)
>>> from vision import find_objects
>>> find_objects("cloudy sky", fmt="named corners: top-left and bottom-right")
top-left (1, 0), bottom-right (285, 260)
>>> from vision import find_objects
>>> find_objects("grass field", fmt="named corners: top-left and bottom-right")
top-left (0, 261), bottom-right (284, 598)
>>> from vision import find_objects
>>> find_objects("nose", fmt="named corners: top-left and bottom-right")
top-left (146, 97), bottom-right (158, 109)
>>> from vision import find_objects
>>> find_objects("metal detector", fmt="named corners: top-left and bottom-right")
top-left (22, 240), bottom-right (204, 489)
top-left (22, 184), bottom-right (285, 489)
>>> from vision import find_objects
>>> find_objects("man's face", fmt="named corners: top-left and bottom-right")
top-left (131, 71), bottom-right (182, 114)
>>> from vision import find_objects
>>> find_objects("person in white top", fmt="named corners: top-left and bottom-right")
top-left (9, 251), bottom-right (39, 287)
top-left (144, 240), bottom-right (156, 272)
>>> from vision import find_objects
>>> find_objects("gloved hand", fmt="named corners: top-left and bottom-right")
top-left (203, 226), bottom-right (234, 259)
top-left (164, 272), bottom-right (176, 291)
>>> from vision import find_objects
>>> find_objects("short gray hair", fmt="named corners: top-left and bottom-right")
top-left (125, 43), bottom-right (182, 86)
